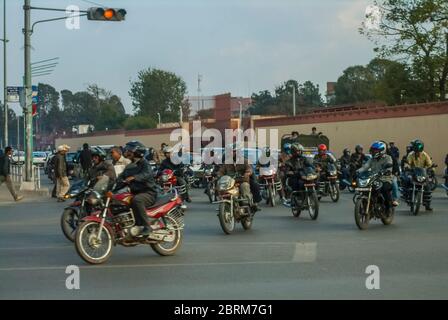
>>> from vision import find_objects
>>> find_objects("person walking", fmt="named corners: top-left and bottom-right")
top-left (79, 143), bottom-right (92, 178)
top-left (0, 147), bottom-right (23, 202)
top-left (55, 145), bottom-right (71, 202)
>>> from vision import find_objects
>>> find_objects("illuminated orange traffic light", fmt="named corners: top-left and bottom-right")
top-left (87, 7), bottom-right (127, 21)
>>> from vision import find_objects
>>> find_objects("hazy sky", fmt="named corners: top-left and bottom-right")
top-left (1, 0), bottom-right (376, 115)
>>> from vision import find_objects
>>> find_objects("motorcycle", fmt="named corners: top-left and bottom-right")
top-left (354, 171), bottom-right (394, 230)
top-left (259, 166), bottom-right (282, 207)
top-left (74, 184), bottom-right (184, 265)
top-left (317, 163), bottom-right (340, 203)
top-left (203, 167), bottom-right (217, 203)
top-left (427, 164), bottom-right (438, 191)
top-left (159, 169), bottom-right (188, 198)
top-left (287, 167), bottom-right (319, 220)
top-left (60, 180), bottom-right (97, 242)
top-left (401, 168), bottom-right (431, 216)
top-left (214, 175), bottom-right (254, 235)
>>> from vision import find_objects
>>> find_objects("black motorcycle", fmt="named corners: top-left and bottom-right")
top-left (354, 171), bottom-right (394, 230)
top-left (287, 167), bottom-right (319, 220)
top-left (402, 168), bottom-right (431, 216)
top-left (317, 163), bottom-right (340, 202)
top-left (60, 180), bottom-right (97, 242)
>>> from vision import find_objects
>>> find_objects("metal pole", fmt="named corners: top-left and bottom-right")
top-left (292, 85), bottom-right (296, 116)
top-left (157, 112), bottom-right (161, 125)
top-left (3, 0), bottom-right (8, 147)
top-left (17, 115), bottom-right (19, 151)
top-left (239, 101), bottom-right (243, 129)
top-left (24, 0), bottom-right (33, 182)
top-left (179, 105), bottom-right (183, 125)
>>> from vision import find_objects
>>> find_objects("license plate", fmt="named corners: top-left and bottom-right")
top-left (356, 188), bottom-right (370, 192)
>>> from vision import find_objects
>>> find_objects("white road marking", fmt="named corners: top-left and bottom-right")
top-left (292, 242), bottom-right (317, 263)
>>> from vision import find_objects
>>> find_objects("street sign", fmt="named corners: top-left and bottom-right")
top-left (19, 86), bottom-right (39, 108)
top-left (6, 86), bottom-right (21, 103)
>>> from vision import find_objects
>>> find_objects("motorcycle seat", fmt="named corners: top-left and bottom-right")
top-left (147, 195), bottom-right (173, 209)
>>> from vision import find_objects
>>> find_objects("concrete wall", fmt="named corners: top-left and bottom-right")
top-left (256, 114), bottom-right (448, 175)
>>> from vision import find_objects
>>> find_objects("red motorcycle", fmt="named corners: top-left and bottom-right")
top-left (159, 169), bottom-right (187, 197)
top-left (74, 186), bottom-right (184, 265)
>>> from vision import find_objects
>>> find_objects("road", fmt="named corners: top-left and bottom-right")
top-left (0, 182), bottom-right (447, 300)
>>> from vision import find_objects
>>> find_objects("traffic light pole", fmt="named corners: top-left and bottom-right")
top-left (23, 0), bottom-right (33, 182)
top-left (2, 0), bottom-right (8, 148)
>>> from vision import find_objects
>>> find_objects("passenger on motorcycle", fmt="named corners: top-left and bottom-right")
top-left (119, 141), bottom-right (159, 236)
top-left (285, 143), bottom-right (315, 197)
top-left (357, 141), bottom-right (394, 216)
top-left (313, 144), bottom-right (336, 177)
top-left (257, 146), bottom-right (286, 201)
top-left (405, 139), bottom-right (433, 211)
top-left (218, 145), bottom-right (260, 212)
top-left (339, 148), bottom-right (351, 184)
top-left (87, 148), bottom-right (116, 193)
top-left (380, 141), bottom-right (400, 207)
top-left (350, 144), bottom-right (369, 179)
top-left (159, 147), bottom-right (192, 203)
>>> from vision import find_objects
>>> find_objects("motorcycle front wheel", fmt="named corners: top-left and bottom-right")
top-left (307, 192), bottom-right (319, 220)
top-left (151, 216), bottom-right (183, 256)
top-left (218, 202), bottom-right (235, 234)
top-left (330, 183), bottom-right (340, 203)
top-left (60, 208), bottom-right (80, 242)
top-left (291, 194), bottom-right (301, 217)
top-left (354, 198), bottom-right (370, 230)
top-left (241, 216), bottom-right (253, 230)
top-left (410, 190), bottom-right (422, 216)
top-left (75, 221), bottom-right (113, 265)
top-left (381, 209), bottom-right (394, 225)
top-left (268, 185), bottom-right (276, 207)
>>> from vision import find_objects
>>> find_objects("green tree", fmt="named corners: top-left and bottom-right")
top-left (334, 65), bottom-right (376, 104)
top-left (129, 68), bottom-right (187, 122)
top-left (37, 83), bottom-right (61, 134)
top-left (361, 0), bottom-right (448, 100)
top-left (124, 116), bottom-right (157, 130)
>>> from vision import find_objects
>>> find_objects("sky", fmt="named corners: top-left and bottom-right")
top-left (1, 0), bottom-right (377, 115)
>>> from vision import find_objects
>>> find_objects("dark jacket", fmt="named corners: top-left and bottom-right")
top-left (350, 153), bottom-right (369, 170)
top-left (285, 155), bottom-right (314, 175)
top-left (88, 161), bottom-right (116, 185)
top-left (79, 149), bottom-right (92, 170)
top-left (159, 158), bottom-right (185, 176)
top-left (119, 158), bottom-right (157, 195)
top-left (0, 154), bottom-right (11, 176)
top-left (54, 153), bottom-right (67, 178)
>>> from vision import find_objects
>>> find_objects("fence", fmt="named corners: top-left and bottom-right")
top-left (10, 165), bottom-right (41, 190)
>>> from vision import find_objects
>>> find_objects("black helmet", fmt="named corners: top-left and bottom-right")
top-left (291, 143), bottom-right (304, 155)
top-left (355, 144), bottom-right (363, 153)
top-left (91, 147), bottom-right (107, 161)
top-left (83, 143), bottom-right (89, 149)
top-left (124, 141), bottom-right (146, 158)
top-left (343, 148), bottom-right (351, 156)
top-left (411, 139), bottom-right (424, 153)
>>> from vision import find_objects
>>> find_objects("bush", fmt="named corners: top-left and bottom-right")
top-left (124, 116), bottom-right (157, 130)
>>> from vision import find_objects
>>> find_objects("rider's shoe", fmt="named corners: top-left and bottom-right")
top-left (425, 206), bottom-right (433, 211)
top-left (140, 226), bottom-right (152, 237)
top-left (392, 200), bottom-right (399, 207)
top-left (282, 198), bottom-right (291, 207)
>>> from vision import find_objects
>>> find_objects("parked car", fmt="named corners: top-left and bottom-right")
top-left (32, 151), bottom-right (48, 167)
top-left (11, 151), bottom-right (25, 165)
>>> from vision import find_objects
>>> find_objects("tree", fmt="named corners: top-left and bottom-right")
top-left (334, 66), bottom-right (376, 104)
top-left (299, 81), bottom-right (323, 107)
top-left (250, 90), bottom-right (276, 115)
top-left (95, 95), bottom-right (127, 131)
top-left (124, 116), bottom-right (157, 130)
top-left (361, 0), bottom-right (448, 100)
top-left (37, 83), bottom-right (62, 134)
top-left (129, 68), bottom-right (187, 122)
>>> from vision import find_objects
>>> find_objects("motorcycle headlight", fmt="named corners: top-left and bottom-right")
top-left (87, 191), bottom-right (102, 206)
top-left (204, 169), bottom-right (212, 176)
top-left (416, 176), bottom-right (426, 183)
top-left (302, 174), bottom-right (317, 181)
top-left (358, 179), bottom-right (368, 187)
top-left (217, 176), bottom-right (235, 191)
top-left (329, 170), bottom-right (337, 176)
top-left (161, 174), bottom-right (169, 183)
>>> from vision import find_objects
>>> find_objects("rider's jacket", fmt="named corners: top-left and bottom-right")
top-left (159, 158), bottom-right (185, 176)
top-left (339, 155), bottom-right (351, 168)
top-left (88, 161), bottom-right (116, 185)
top-left (350, 152), bottom-right (369, 170)
top-left (119, 158), bottom-right (157, 195)
top-left (218, 162), bottom-right (252, 183)
top-left (358, 154), bottom-right (393, 182)
top-left (406, 151), bottom-right (432, 169)
top-left (313, 153), bottom-right (336, 172)
top-left (285, 155), bottom-right (313, 176)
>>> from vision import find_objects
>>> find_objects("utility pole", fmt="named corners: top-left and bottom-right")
top-left (197, 74), bottom-right (202, 111)
top-left (2, 0), bottom-right (8, 147)
top-left (179, 105), bottom-right (183, 125)
top-left (23, 0), bottom-right (33, 182)
top-left (292, 85), bottom-right (296, 116)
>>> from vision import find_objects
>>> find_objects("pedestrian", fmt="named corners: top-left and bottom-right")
top-left (111, 146), bottom-right (131, 176)
top-left (55, 144), bottom-right (71, 202)
top-left (79, 143), bottom-right (92, 178)
top-left (0, 147), bottom-right (24, 202)
top-left (389, 142), bottom-right (400, 161)
top-left (157, 143), bottom-right (168, 164)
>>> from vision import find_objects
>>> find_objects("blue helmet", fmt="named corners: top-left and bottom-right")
top-left (283, 143), bottom-right (292, 155)
top-left (370, 141), bottom-right (386, 159)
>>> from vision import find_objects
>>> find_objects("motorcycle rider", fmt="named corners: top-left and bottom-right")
top-left (118, 141), bottom-right (159, 236)
top-left (357, 141), bottom-right (394, 216)
top-left (313, 144), bottom-right (336, 176)
top-left (218, 144), bottom-right (261, 213)
top-left (87, 148), bottom-right (116, 192)
top-left (405, 139), bottom-right (433, 211)
top-left (350, 144), bottom-right (369, 181)
top-left (257, 146), bottom-right (286, 202)
top-left (159, 147), bottom-right (192, 203)
top-left (339, 148), bottom-right (351, 186)
top-left (382, 141), bottom-right (400, 207)
top-left (284, 143), bottom-right (315, 201)
top-left (400, 145), bottom-right (413, 172)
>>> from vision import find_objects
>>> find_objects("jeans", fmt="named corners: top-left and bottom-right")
top-left (392, 176), bottom-right (399, 201)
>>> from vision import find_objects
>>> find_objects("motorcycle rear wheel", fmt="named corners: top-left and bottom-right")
top-left (218, 202), bottom-right (235, 234)
top-left (268, 186), bottom-right (276, 207)
top-left (151, 216), bottom-right (183, 256)
top-left (291, 195), bottom-right (301, 217)
top-left (75, 221), bottom-right (113, 265)
top-left (61, 208), bottom-right (79, 242)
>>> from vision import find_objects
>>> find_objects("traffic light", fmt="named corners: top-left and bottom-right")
top-left (87, 7), bottom-right (127, 21)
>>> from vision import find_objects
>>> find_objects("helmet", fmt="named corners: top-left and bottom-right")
top-left (91, 147), bottom-right (107, 161)
top-left (283, 143), bottom-right (292, 155)
top-left (262, 146), bottom-right (271, 157)
top-left (291, 143), bottom-right (305, 156)
top-left (355, 144), bottom-right (363, 153)
top-left (411, 139), bottom-right (424, 153)
top-left (370, 141), bottom-right (386, 159)
top-left (123, 141), bottom-right (146, 158)
top-left (343, 148), bottom-right (351, 156)
top-left (318, 144), bottom-right (327, 153)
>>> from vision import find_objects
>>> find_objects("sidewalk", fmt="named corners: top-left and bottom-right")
top-left (0, 183), bottom-right (51, 204)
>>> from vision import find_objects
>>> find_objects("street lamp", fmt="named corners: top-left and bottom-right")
top-left (157, 112), bottom-right (161, 126)
top-left (289, 84), bottom-right (296, 116)
top-left (1, 0), bottom-right (9, 147)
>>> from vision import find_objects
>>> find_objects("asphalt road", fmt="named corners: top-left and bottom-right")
top-left (0, 182), bottom-right (447, 300)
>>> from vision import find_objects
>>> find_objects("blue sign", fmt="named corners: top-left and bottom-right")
top-left (19, 86), bottom-right (39, 107)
